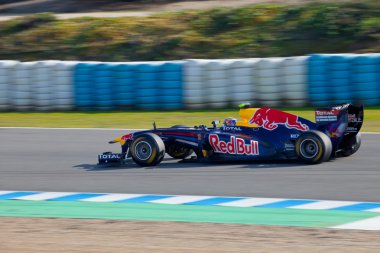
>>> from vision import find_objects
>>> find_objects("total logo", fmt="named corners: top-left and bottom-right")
top-left (222, 126), bottom-right (242, 131)
top-left (315, 110), bottom-right (339, 116)
top-left (99, 154), bottom-right (121, 159)
top-left (209, 134), bottom-right (259, 156)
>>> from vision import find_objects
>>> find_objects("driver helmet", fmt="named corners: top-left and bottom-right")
top-left (223, 117), bottom-right (237, 127)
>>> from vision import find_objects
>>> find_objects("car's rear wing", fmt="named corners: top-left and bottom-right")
top-left (315, 103), bottom-right (363, 138)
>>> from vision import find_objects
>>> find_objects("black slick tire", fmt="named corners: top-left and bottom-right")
top-left (130, 133), bottom-right (165, 167)
top-left (296, 130), bottom-right (332, 164)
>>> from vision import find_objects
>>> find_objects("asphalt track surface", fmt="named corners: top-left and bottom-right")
top-left (0, 128), bottom-right (379, 202)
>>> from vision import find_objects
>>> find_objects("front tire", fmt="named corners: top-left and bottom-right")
top-left (131, 133), bottom-right (165, 167)
top-left (296, 130), bottom-right (332, 164)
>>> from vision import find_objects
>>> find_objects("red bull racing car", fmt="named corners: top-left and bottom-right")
top-left (98, 103), bottom-right (363, 167)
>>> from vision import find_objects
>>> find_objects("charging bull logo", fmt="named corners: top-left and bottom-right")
top-left (249, 108), bottom-right (309, 131)
top-left (209, 134), bottom-right (259, 156)
top-left (121, 133), bottom-right (133, 141)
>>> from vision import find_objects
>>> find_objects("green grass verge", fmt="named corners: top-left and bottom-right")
top-left (0, 107), bottom-right (379, 131)
top-left (0, 1), bottom-right (379, 61)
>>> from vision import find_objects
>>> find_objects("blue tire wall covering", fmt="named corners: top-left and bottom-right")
top-left (351, 54), bottom-right (380, 105)
top-left (328, 55), bottom-right (353, 104)
top-left (74, 62), bottom-right (99, 110)
top-left (307, 54), bottom-right (380, 106)
top-left (114, 64), bottom-right (136, 109)
top-left (94, 63), bottom-right (116, 110)
top-left (159, 61), bottom-right (183, 109)
top-left (135, 63), bottom-right (161, 110)
top-left (307, 54), bottom-right (330, 105)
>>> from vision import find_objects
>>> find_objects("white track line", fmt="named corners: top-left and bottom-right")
top-left (367, 207), bottom-right (380, 212)
top-left (218, 198), bottom-right (285, 207)
top-left (81, 194), bottom-right (146, 202)
top-left (332, 216), bottom-right (380, 230)
top-left (13, 192), bottom-right (75, 201)
top-left (289, 200), bottom-right (359, 210)
top-left (150, 195), bottom-right (213, 204)
top-left (0, 191), bottom-right (16, 195)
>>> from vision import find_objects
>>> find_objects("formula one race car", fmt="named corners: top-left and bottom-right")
top-left (98, 103), bottom-right (363, 167)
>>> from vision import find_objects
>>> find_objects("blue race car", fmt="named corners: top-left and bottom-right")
top-left (98, 103), bottom-right (363, 166)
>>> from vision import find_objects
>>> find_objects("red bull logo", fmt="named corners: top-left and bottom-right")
top-left (249, 108), bottom-right (309, 131)
top-left (209, 134), bottom-right (259, 156)
top-left (121, 133), bottom-right (133, 141)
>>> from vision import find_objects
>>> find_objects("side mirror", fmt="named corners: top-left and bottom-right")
top-left (212, 120), bottom-right (220, 128)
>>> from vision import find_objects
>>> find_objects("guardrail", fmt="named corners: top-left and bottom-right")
top-left (0, 54), bottom-right (379, 111)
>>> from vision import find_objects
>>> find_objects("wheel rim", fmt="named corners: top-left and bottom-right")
top-left (300, 139), bottom-right (319, 159)
top-left (134, 141), bottom-right (152, 161)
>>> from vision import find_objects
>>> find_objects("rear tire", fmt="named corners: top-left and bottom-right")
top-left (296, 130), bottom-right (332, 164)
top-left (131, 133), bottom-right (165, 167)
top-left (342, 133), bottom-right (361, 157)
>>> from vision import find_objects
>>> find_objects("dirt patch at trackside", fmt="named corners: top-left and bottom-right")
top-left (1, 217), bottom-right (379, 253)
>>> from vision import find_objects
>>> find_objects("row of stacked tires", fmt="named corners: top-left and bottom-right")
top-left (0, 60), bottom-right (184, 111)
top-left (0, 60), bottom-right (75, 111)
top-left (184, 57), bottom-right (308, 108)
top-left (308, 54), bottom-right (380, 105)
top-left (74, 61), bottom-right (183, 110)
top-left (0, 54), bottom-right (380, 111)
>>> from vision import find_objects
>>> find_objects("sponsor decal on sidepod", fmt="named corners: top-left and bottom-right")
top-left (249, 108), bottom-right (309, 131)
top-left (209, 134), bottom-right (259, 156)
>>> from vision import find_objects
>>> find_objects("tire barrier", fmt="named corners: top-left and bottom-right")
top-left (230, 59), bottom-right (258, 107)
top-left (135, 62), bottom-right (160, 110)
top-left (11, 62), bottom-right (37, 111)
top-left (308, 54), bottom-right (330, 105)
top-left (308, 54), bottom-right (380, 106)
top-left (54, 61), bottom-right (77, 111)
top-left (94, 63), bottom-right (117, 110)
top-left (282, 56), bottom-right (308, 106)
top-left (256, 58), bottom-right (284, 106)
top-left (183, 59), bottom-right (209, 109)
top-left (159, 61), bottom-right (183, 110)
top-left (329, 55), bottom-right (352, 104)
top-left (352, 54), bottom-right (380, 105)
top-left (205, 60), bottom-right (233, 108)
top-left (0, 54), bottom-right (379, 111)
top-left (74, 62), bottom-right (99, 110)
top-left (0, 60), bottom-right (18, 110)
top-left (114, 63), bottom-right (136, 109)
top-left (33, 61), bottom-right (60, 111)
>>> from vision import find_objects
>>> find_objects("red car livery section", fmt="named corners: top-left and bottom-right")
top-left (209, 134), bottom-right (259, 156)
top-left (121, 133), bottom-right (133, 141)
top-left (249, 108), bottom-right (309, 131)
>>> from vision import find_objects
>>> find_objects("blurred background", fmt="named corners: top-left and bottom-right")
top-left (0, 0), bottom-right (379, 127)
